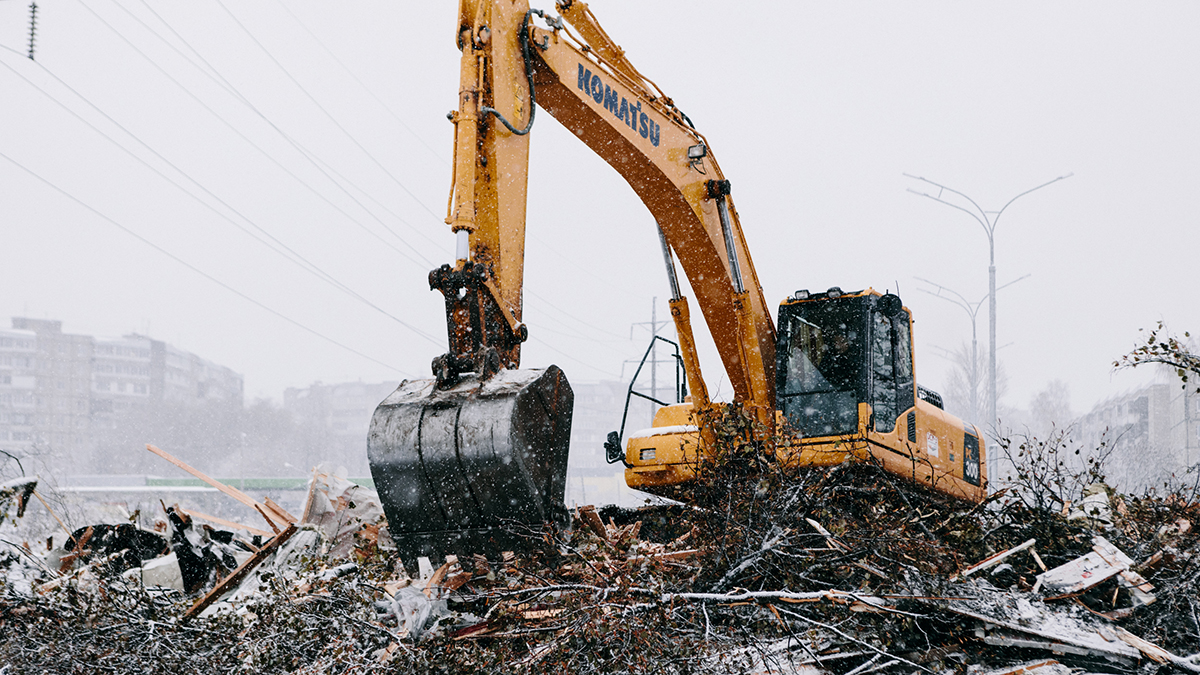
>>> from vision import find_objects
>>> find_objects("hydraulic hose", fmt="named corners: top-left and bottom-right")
top-left (480, 8), bottom-right (543, 136)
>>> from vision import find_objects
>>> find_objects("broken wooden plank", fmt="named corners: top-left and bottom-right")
top-left (146, 444), bottom-right (288, 528)
top-left (947, 597), bottom-right (1140, 662)
top-left (853, 560), bottom-right (891, 580)
top-left (1091, 536), bottom-right (1155, 604)
top-left (254, 504), bottom-right (281, 534)
top-left (182, 523), bottom-right (297, 622)
top-left (179, 507), bottom-right (273, 538)
top-left (1036, 535), bottom-right (1155, 605)
top-left (957, 538), bottom-right (1036, 579)
top-left (1029, 547), bottom-right (1048, 572)
top-left (1115, 627), bottom-right (1200, 672)
top-left (32, 489), bottom-right (71, 536)
top-left (627, 548), bottom-right (701, 564)
top-left (299, 471), bottom-right (320, 523)
top-left (978, 659), bottom-right (1070, 675)
top-left (805, 517), bottom-right (848, 551)
top-left (577, 505), bottom-right (608, 540)
top-left (263, 497), bottom-right (297, 524)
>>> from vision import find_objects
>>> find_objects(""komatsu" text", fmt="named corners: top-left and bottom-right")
top-left (577, 64), bottom-right (660, 147)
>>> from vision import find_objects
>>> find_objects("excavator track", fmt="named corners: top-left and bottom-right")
top-left (368, 367), bottom-right (573, 566)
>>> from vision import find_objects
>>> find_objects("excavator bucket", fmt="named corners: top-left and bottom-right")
top-left (367, 366), bottom-right (573, 566)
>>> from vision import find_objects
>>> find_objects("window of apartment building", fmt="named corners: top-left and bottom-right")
top-left (12, 432), bottom-right (29, 441)
top-left (0, 375), bottom-right (10, 385)
top-left (0, 431), bottom-right (7, 441)
top-left (134, 384), bottom-right (147, 394)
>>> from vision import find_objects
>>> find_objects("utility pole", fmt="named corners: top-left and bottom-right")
top-left (27, 2), bottom-right (38, 60)
top-left (630, 297), bottom-right (670, 425)
top-left (906, 173), bottom-right (1070, 437)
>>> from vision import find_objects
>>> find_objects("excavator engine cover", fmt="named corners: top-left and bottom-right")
top-left (368, 366), bottom-right (573, 566)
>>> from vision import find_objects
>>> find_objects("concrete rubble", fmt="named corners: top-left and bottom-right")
top-left (0, 445), bottom-right (1196, 674)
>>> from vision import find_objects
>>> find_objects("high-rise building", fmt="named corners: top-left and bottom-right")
top-left (90, 334), bottom-right (243, 428)
top-left (10, 318), bottom-right (94, 458)
top-left (0, 327), bottom-right (38, 457)
top-left (0, 318), bottom-right (242, 467)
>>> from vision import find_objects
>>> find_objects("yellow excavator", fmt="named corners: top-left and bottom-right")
top-left (368, 0), bottom-right (986, 563)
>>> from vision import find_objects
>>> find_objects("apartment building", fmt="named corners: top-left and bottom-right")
top-left (0, 318), bottom-right (242, 464)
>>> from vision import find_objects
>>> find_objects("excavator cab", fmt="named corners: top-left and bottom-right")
top-left (776, 288), bottom-right (987, 501)
top-left (623, 288), bottom-right (986, 503)
top-left (776, 288), bottom-right (910, 438)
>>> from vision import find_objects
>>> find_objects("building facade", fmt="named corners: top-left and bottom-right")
top-left (0, 327), bottom-right (38, 459)
top-left (90, 334), bottom-right (243, 429)
top-left (0, 318), bottom-right (242, 467)
top-left (1077, 374), bottom-right (1199, 493)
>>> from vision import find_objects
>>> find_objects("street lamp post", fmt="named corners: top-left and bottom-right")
top-left (916, 275), bottom-right (1029, 426)
top-left (905, 173), bottom-right (1071, 436)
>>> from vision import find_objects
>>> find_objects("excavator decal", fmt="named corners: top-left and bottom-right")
top-left (577, 64), bottom-right (659, 145)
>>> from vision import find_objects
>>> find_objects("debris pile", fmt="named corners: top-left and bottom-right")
top-left (0, 441), bottom-right (1197, 674)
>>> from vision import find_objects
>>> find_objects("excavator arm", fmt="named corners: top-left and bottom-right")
top-left (369, 0), bottom-right (779, 566)
top-left (444, 0), bottom-right (777, 421)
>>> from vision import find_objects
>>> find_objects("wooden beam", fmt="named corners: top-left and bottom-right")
top-left (263, 497), bottom-right (297, 524)
top-left (577, 505), bottom-right (607, 540)
top-left (179, 507), bottom-right (273, 538)
top-left (182, 523), bottom-right (297, 622)
top-left (254, 504), bottom-right (281, 534)
top-left (145, 444), bottom-right (287, 528)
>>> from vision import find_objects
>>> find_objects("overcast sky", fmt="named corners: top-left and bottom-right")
top-left (1, 1), bottom-right (1197, 422)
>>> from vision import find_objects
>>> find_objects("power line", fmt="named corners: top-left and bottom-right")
top-left (270, 0), bottom-right (449, 168)
top-left (526, 289), bottom-right (632, 341)
top-left (0, 148), bottom-right (412, 376)
top-left (102, 3), bottom-right (661, 355)
top-left (0, 45), bottom-right (442, 347)
top-left (214, 0), bottom-right (445, 225)
top-left (121, 0), bottom-right (447, 258)
top-left (524, 335), bottom-right (622, 380)
top-left (73, 0), bottom-right (438, 269)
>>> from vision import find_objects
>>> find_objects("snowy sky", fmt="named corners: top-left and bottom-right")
top-left (1, 1), bottom-right (1197, 418)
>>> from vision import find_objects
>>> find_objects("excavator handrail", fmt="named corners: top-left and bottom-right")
top-left (606, 334), bottom-right (686, 466)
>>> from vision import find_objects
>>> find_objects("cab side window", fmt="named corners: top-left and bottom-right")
top-left (873, 308), bottom-right (916, 433)
top-left (872, 312), bottom-right (897, 432)
top-left (894, 312), bottom-right (914, 411)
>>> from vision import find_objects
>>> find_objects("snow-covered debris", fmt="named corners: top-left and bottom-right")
top-left (0, 456), bottom-right (1196, 673)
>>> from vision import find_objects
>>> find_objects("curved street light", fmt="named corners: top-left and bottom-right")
top-left (916, 275), bottom-right (1029, 431)
top-left (905, 173), bottom-right (1071, 436)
